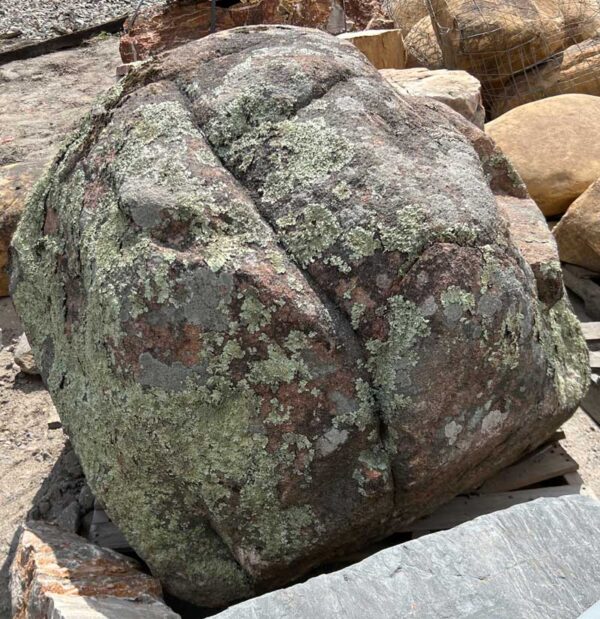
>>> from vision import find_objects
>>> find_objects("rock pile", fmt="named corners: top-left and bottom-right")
top-left (385, 0), bottom-right (600, 116)
top-left (119, 0), bottom-right (392, 63)
top-left (0, 0), bottom-right (165, 52)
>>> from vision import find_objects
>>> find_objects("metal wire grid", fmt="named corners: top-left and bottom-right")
top-left (383, 0), bottom-right (600, 116)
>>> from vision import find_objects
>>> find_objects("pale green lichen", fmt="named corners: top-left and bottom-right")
top-left (276, 204), bottom-right (341, 267)
top-left (240, 294), bottom-right (273, 333)
top-left (248, 343), bottom-right (311, 390)
top-left (262, 118), bottom-right (354, 203)
top-left (366, 295), bottom-right (430, 418)
top-left (440, 286), bottom-right (475, 323)
top-left (537, 298), bottom-right (590, 409)
top-left (344, 226), bottom-right (381, 261)
top-left (350, 303), bottom-right (366, 329)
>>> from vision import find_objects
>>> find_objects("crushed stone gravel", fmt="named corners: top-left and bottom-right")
top-left (0, 0), bottom-right (166, 51)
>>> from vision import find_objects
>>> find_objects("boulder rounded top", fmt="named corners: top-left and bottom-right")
top-left (11, 26), bottom-right (588, 607)
top-left (486, 93), bottom-right (600, 216)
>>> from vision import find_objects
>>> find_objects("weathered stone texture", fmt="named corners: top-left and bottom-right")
top-left (10, 522), bottom-right (167, 619)
top-left (381, 67), bottom-right (484, 128)
top-left (214, 496), bottom-right (600, 619)
top-left (486, 93), bottom-right (600, 216)
top-left (11, 26), bottom-right (589, 607)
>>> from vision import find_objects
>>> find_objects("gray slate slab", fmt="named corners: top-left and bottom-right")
top-left (216, 496), bottom-right (600, 619)
top-left (47, 594), bottom-right (180, 618)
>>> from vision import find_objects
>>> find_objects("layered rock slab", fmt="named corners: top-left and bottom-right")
top-left (9, 522), bottom-right (174, 619)
top-left (214, 496), bottom-right (600, 619)
top-left (11, 25), bottom-right (588, 606)
top-left (381, 67), bottom-right (484, 128)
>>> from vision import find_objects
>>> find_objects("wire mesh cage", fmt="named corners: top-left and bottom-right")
top-left (383, 0), bottom-right (600, 117)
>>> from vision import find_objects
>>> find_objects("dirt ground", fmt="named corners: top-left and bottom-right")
top-left (0, 300), bottom-right (66, 618)
top-left (0, 34), bottom-right (120, 167)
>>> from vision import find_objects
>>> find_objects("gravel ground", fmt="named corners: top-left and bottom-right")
top-left (0, 0), bottom-right (165, 52)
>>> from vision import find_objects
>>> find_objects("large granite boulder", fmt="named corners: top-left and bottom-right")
top-left (554, 176), bottom-right (600, 272)
top-left (11, 26), bottom-right (588, 607)
top-left (486, 94), bottom-right (600, 216)
top-left (214, 496), bottom-right (600, 619)
top-left (119, 0), bottom-right (391, 63)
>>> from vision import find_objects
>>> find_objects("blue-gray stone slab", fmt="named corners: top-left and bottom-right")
top-left (216, 496), bottom-right (600, 619)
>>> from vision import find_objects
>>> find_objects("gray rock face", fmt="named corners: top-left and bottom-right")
top-left (215, 496), bottom-right (600, 619)
top-left (10, 25), bottom-right (588, 607)
top-left (47, 595), bottom-right (179, 619)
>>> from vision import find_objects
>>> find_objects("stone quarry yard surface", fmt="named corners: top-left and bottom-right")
top-left (0, 300), bottom-right (67, 619)
top-left (0, 27), bottom-right (599, 618)
top-left (0, 34), bottom-right (121, 167)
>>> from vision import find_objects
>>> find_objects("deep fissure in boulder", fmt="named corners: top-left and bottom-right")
top-left (10, 25), bottom-right (589, 608)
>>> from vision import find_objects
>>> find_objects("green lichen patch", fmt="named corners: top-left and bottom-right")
top-left (276, 204), bottom-right (342, 268)
top-left (262, 118), bottom-right (354, 203)
top-left (366, 295), bottom-right (431, 418)
top-left (440, 285), bottom-right (475, 324)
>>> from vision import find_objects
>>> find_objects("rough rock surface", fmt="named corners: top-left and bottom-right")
top-left (486, 94), bottom-right (600, 216)
top-left (9, 521), bottom-right (167, 619)
top-left (554, 176), bottom-right (600, 272)
top-left (415, 97), bottom-right (564, 308)
top-left (119, 0), bottom-right (390, 63)
top-left (492, 36), bottom-right (600, 118)
top-left (214, 496), bottom-right (600, 619)
top-left (46, 595), bottom-right (179, 619)
top-left (13, 333), bottom-right (39, 375)
top-left (11, 26), bottom-right (588, 607)
top-left (381, 67), bottom-right (484, 128)
top-left (0, 161), bottom-right (49, 297)
top-left (338, 29), bottom-right (406, 69)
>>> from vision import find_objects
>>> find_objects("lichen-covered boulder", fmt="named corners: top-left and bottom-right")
top-left (11, 25), bottom-right (588, 607)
